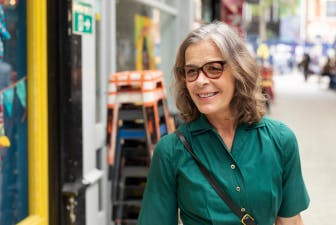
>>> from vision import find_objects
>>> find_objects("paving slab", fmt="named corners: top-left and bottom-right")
top-left (269, 71), bottom-right (336, 225)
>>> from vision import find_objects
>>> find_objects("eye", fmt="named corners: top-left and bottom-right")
top-left (185, 66), bottom-right (198, 76)
top-left (205, 63), bottom-right (223, 73)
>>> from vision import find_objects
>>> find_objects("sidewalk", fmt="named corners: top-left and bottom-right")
top-left (269, 71), bottom-right (336, 225)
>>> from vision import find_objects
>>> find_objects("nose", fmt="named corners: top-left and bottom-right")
top-left (195, 70), bottom-right (209, 83)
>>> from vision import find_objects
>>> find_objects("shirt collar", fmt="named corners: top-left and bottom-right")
top-left (188, 114), bottom-right (266, 135)
top-left (189, 114), bottom-right (213, 134)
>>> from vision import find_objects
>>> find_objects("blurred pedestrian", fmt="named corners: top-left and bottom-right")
top-left (298, 53), bottom-right (311, 81)
top-left (137, 21), bottom-right (310, 225)
top-left (321, 57), bottom-right (336, 89)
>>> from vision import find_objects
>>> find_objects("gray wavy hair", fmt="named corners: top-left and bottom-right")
top-left (173, 21), bottom-right (266, 124)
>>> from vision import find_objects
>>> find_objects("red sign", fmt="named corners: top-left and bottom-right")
top-left (221, 0), bottom-right (245, 37)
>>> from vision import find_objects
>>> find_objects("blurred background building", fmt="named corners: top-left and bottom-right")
top-left (305, 0), bottom-right (336, 43)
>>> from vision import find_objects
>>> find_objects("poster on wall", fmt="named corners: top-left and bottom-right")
top-left (134, 14), bottom-right (156, 70)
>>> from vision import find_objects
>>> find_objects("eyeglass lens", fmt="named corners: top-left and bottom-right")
top-left (183, 61), bottom-right (226, 82)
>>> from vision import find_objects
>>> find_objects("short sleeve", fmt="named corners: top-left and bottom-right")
top-left (277, 123), bottom-right (310, 217)
top-left (137, 136), bottom-right (178, 225)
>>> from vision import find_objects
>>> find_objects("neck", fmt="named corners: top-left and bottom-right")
top-left (206, 113), bottom-right (237, 134)
top-left (207, 116), bottom-right (237, 150)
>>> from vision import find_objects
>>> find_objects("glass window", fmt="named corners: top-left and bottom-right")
top-left (116, 0), bottom-right (161, 71)
top-left (202, 0), bottom-right (213, 23)
top-left (162, 0), bottom-right (176, 7)
top-left (0, 0), bottom-right (28, 224)
top-left (326, 1), bottom-right (336, 17)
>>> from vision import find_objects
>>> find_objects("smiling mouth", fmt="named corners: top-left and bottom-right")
top-left (197, 92), bottom-right (218, 98)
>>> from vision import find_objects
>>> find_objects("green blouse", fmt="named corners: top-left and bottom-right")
top-left (137, 115), bottom-right (309, 225)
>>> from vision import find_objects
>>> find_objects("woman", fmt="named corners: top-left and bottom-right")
top-left (137, 22), bottom-right (309, 225)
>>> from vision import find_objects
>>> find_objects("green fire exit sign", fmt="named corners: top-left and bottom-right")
top-left (72, 0), bottom-right (93, 35)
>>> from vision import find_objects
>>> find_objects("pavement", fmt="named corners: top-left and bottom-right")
top-left (268, 70), bottom-right (336, 225)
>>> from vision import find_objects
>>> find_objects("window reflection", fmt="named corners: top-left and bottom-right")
top-left (0, 0), bottom-right (28, 224)
top-left (116, 0), bottom-right (161, 71)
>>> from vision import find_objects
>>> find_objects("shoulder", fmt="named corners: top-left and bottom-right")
top-left (154, 123), bottom-right (191, 159)
top-left (154, 130), bottom-right (183, 159)
top-left (155, 133), bottom-right (178, 155)
top-left (261, 117), bottom-right (299, 161)
top-left (262, 116), bottom-right (297, 142)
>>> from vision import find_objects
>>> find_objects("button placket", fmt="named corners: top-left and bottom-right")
top-left (229, 162), bottom-right (242, 193)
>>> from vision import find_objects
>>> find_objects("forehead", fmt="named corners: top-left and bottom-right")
top-left (185, 40), bottom-right (223, 65)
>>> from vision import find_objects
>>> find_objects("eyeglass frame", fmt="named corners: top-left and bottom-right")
top-left (176, 60), bottom-right (227, 82)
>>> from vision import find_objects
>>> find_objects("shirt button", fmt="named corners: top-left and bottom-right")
top-left (236, 186), bottom-right (241, 192)
top-left (230, 164), bottom-right (236, 169)
top-left (241, 208), bottom-right (246, 212)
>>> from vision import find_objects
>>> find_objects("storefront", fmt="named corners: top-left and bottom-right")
top-left (0, 0), bottom-right (49, 225)
top-left (115, 0), bottom-right (195, 113)
top-left (0, 1), bottom-right (199, 225)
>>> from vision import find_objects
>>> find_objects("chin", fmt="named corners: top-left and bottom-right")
top-left (198, 108), bottom-right (217, 115)
top-left (198, 105), bottom-right (229, 117)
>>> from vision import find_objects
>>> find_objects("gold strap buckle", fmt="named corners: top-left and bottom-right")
top-left (241, 213), bottom-right (255, 225)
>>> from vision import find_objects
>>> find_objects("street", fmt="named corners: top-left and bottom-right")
top-left (269, 71), bottom-right (336, 225)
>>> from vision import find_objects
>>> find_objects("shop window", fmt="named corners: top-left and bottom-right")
top-left (116, 0), bottom-right (161, 72)
top-left (0, 0), bottom-right (28, 224)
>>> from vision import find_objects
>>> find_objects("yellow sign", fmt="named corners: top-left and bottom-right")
top-left (135, 15), bottom-right (156, 70)
top-left (257, 43), bottom-right (270, 60)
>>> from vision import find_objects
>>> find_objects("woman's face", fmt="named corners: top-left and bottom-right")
top-left (184, 40), bottom-right (235, 118)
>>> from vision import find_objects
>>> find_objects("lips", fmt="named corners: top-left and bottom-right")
top-left (197, 92), bottom-right (218, 98)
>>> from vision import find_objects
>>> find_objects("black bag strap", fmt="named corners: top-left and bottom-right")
top-left (175, 130), bottom-right (257, 225)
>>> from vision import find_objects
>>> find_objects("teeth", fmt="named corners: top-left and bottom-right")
top-left (198, 92), bottom-right (216, 98)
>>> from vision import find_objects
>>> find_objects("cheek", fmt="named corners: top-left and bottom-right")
top-left (228, 84), bottom-right (236, 99)
top-left (186, 83), bottom-right (193, 94)
top-left (227, 81), bottom-right (235, 94)
top-left (184, 83), bottom-right (192, 99)
top-left (218, 81), bottom-right (235, 102)
top-left (224, 74), bottom-right (236, 93)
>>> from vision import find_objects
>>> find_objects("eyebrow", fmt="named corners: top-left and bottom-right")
top-left (184, 60), bottom-right (224, 67)
top-left (184, 62), bottom-right (199, 66)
